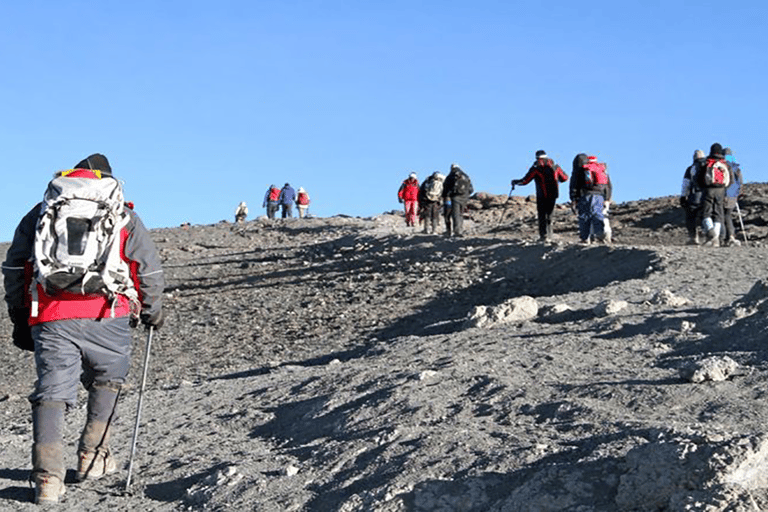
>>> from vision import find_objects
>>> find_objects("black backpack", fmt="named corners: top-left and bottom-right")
top-left (453, 171), bottom-right (473, 197)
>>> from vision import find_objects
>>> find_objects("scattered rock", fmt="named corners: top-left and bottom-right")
top-left (651, 289), bottom-right (690, 307)
top-left (464, 296), bottom-right (539, 328)
top-left (593, 299), bottom-right (629, 316)
top-left (682, 356), bottom-right (740, 383)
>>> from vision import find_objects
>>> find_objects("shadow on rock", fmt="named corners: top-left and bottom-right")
top-left (372, 243), bottom-right (657, 340)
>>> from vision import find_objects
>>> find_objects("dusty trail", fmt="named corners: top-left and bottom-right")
top-left (2, 185), bottom-right (768, 510)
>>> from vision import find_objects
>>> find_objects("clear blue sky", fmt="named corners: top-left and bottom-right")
top-left (2, 1), bottom-right (767, 242)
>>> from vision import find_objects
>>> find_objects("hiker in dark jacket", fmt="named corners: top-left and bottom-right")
top-left (2, 153), bottom-right (164, 504)
top-left (512, 150), bottom-right (569, 241)
top-left (569, 154), bottom-right (612, 244)
top-left (278, 183), bottom-right (296, 218)
top-left (697, 143), bottom-right (734, 247)
top-left (442, 163), bottom-right (474, 237)
top-left (418, 171), bottom-right (445, 234)
top-left (680, 149), bottom-right (706, 245)
top-left (722, 147), bottom-right (744, 246)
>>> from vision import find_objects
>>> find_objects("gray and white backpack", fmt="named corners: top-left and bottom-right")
top-left (31, 170), bottom-right (138, 316)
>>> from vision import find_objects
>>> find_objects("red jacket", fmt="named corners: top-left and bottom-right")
top-left (398, 178), bottom-right (420, 202)
top-left (518, 158), bottom-right (569, 200)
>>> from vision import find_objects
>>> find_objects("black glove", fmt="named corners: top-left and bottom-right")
top-left (679, 196), bottom-right (687, 207)
top-left (9, 307), bottom-right (34, 352)
top-left (140, 309), bottom-right (164, 330)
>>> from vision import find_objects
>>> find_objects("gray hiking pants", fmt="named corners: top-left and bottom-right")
top-left (30, 317), bottom-right (132, 407)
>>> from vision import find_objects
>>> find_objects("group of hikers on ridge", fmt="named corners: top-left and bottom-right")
top-left (398, 163), bottom-right (475, 237)
top-left (399, 152), bottom-right (612, 244)
top-left (234, 183), bottom-right (312, 222)
top-left (400, 143), bottom-right (745, 246)
top-left (234, 184), bottom-right (311, 223)
top-left (681, 143), bottom-right (744, 247)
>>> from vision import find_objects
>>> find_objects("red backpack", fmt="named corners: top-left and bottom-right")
top-left (703, 158), bottom-right (730, 187)
top-left (583, 159), bottom-right (608, 187)
top-left (269, 187), bottom-right (280, 201)
top-left (297, 192), bottom-right (309, 206)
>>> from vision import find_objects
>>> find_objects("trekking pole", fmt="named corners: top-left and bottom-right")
top-left (735, 201), bottom-right (748, 246)
top-left (125, 325), bottom-right (154, 492)
top-left (497, 183), bottom-right (515, 226)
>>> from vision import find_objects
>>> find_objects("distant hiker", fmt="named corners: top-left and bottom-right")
top-left (440, 164), bottom-right (474, 238)
top-left (296, 187), bottom-right (311, 218)
top-left (397, 172), bottom-right (420, 227)
top-left (418, 171), bottom-right (445, 234)
top-left (235, 201), bottom-right (248, 223)
top-left (512, 150), bottom-right (569, 241)
top-left (722, 147), bottom-right (744, 246)
top-left (278, 183), bottom-right (296, 218)
top-left (569, 154), bottom-right (612, 244)
top-left (442, 163), bottom-right (474, 237)
top-left (680, 150), bottom-right (706, 245)
top-left (697, 143), bottom-right (734, 247)
top-left (262, 184), bottom-right (280, 219)
top-left (2, 153), bottom-right (165, 504)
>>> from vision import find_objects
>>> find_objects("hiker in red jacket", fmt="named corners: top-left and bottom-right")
top-left (398, 172), bottom-right (420, 227)
top-left (512, 150), bottom-right (569, 241)
top-left (2, 154), bottom-right (165, 503)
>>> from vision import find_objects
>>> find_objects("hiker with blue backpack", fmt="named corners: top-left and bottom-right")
top-left (721, 147), bottom-right (744, 246)
top-left (569, 154), bottom-right (613, 244)
top-left (2, 153), bottom-right (165, 504)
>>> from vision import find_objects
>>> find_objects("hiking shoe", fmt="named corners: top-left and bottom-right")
top-left (686, 236), bottom-right (699, 245)
top-left (727, 237), bottom-right (741, 247)
top-left (703, 237), bottom-right (720, 247)
top-left (34, 474), bottom-right (65, 504)
top-left (77, 450), bottom-right (117, 481)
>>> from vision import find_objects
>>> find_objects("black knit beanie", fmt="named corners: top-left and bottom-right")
top-left (74, 153), bottom-right (112, 176)
top-left (535, 150), bottom-right (547, 159)
top-left (709, 143), bottom-right (723, 158)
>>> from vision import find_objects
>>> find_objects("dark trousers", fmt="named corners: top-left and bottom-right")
top-left (445, 199), bottom-right (466, 236)
top-left (536, 196), bottom-right (557, 240)
top-left (422, 202), bottom-right (441, 233)
top-left (281, 204), bottom-right (293, 218)
top-left (722, 196), bottom-right (737, 240)
top-left (685, 204), bottom-right (702, 238)
top-left (701, 187), bottom-right (726, 226)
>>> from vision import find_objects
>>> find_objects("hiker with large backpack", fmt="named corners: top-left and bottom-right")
top-left (418, 171), bottom-right (445, 234)
top-left (2, 154), bottom-right (165, 504)
top-left (234, 201), bottom-right (248, 223)
top-left (721, 147), bottom-right (744, 246)
top-left (569, 153), bottom-right (612, 244)
top-left (696, 143), bottom-right (734, 247)
top-left (442, 163), bottom-right (474, 237)
top-left (680, 150), bottom-right (706, 245)
top-left (397, 172), bottom-right (420, 227)
top-left (278, 183), bottom-right (296, 218)
top-left (262, 184), bottom-right (281, 219)
top-left (296, 187), bottom-right (311, 218)
top-left (511, 150), bottom-right (569, 242)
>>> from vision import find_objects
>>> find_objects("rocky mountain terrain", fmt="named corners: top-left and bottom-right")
top-left (2, 183), bottom-right (768, 511)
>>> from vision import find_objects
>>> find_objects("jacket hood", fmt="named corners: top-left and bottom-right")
top-left (74, 153), bottom-right (112, 176)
